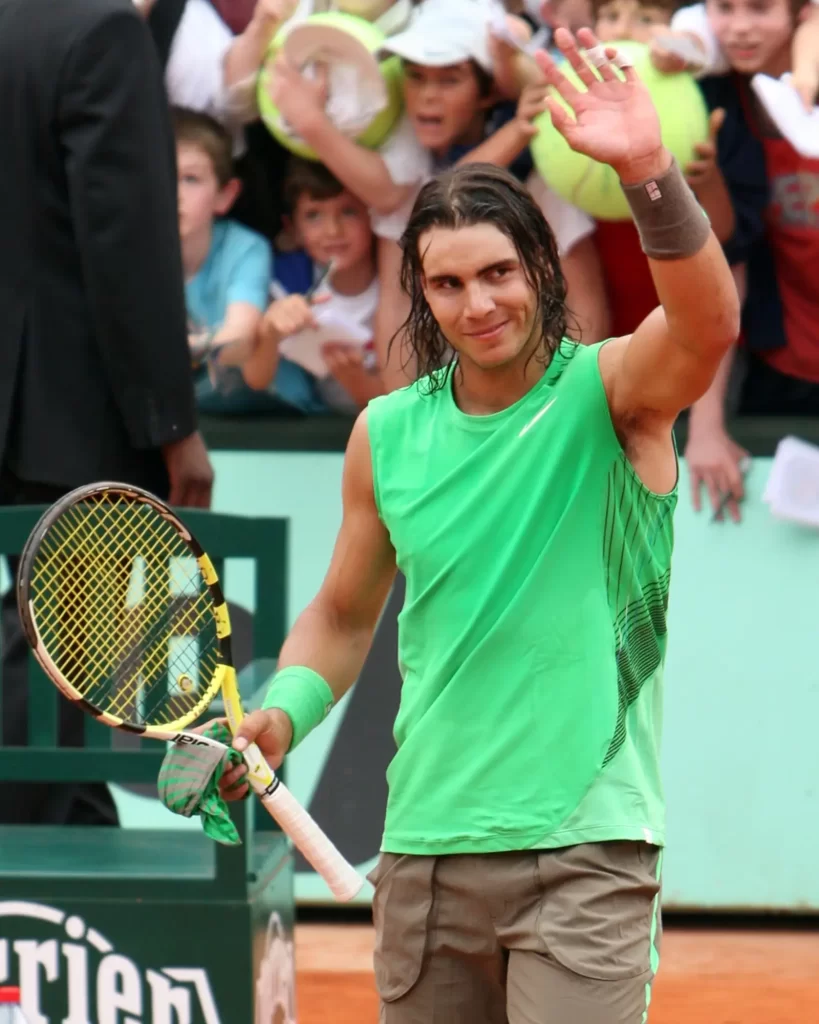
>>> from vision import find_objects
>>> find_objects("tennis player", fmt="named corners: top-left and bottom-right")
top-left (224, 26), bottom-right (740, 1023)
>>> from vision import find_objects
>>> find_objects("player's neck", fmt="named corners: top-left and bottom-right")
top-left (453, 350), bottom-right (548, 416)
top-left (182, 224), bottom-right (214, 281)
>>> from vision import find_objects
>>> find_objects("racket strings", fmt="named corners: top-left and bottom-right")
top-left (38, 518), bottom-right (216, 704)
top-left (29, 493), bottom-right (222, 728)
top-left (34, 502), bottom-right (217, 723)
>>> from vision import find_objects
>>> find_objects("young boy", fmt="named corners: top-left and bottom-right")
top-left (243, 159), bottom-right (385, 414)
top-left (174, 108), bottom-right (277, 414)
top-left (683, 0), bottom-right (819, 521)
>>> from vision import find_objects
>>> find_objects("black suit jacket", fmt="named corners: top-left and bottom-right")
top-left (0, 0), bottom-right (197, 495)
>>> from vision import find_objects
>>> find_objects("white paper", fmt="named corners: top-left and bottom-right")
top-left (652, 33), bottom-right (708, 73)
top-left (751, 73), bottom-right (819, 159)
top-left (278, 309), bottom-right (371, 379)
top-left (277, 50), bottom-right (388, 144)
top-left (763, 436), bottom-right (819, 529)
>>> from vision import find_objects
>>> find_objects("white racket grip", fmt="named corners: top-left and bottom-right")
top-left (242, 742), bottom-right (364, 902)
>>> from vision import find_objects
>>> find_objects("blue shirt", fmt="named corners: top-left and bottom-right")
top-left (185, 218), bottom-right (272, 330)
top-left (185, 219), bottom-right (279, 415)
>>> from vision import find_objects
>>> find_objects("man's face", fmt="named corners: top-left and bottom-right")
top-left (706, 0), bottom-right (795, 75)
top-left (419, 223), bottom-right (540, 373)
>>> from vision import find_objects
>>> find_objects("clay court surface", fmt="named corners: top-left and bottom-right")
top-left (295, 923), bottom-right (819, 1023)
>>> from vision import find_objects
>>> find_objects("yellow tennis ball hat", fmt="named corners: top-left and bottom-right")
top-left (530, 40), bottom-right (709, 221)
top-left (258, 11), bottom-right (404, 161)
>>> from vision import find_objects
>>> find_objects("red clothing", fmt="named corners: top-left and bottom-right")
top-left (593, 219), bottom-right (658, 337)
top-left (209, 0), bottom-right (256, 34)
top-left (758, 137), bottom-right (819, 383)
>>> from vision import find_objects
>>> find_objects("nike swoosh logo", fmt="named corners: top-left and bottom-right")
top-left (518, 397), bottom-right (557, 438)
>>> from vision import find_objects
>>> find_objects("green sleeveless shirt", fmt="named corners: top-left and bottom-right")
top-left (367, 341), bottom-right (677, 854)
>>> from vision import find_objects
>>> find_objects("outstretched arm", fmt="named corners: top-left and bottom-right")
top-left (536, 30), bottom-right (739, 432)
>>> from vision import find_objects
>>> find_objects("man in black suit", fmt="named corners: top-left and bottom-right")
top-left (0, 0), bottom-right (214, 825)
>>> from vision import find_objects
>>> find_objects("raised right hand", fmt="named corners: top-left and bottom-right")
top-left (685, 426), bottom-right (750, 523)
top-left (218, 709), bottom-right (294, 802)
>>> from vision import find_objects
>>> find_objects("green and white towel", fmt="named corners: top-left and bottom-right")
top-left (157, 722), bottom-right (243, 845)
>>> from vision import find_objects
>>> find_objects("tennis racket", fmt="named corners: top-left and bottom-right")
top-left (16, 481), bottom-right (364, 902)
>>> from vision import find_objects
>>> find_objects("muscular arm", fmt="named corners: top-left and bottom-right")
top-left (60, 9), bottom-right (196, 449)
top-left (275, 411), bottom-right (397, 702)
top-left (602, 152), bottom-right (740, 431)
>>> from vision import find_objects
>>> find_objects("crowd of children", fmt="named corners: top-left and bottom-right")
top-left (175, 0), bottom-right (818, 516)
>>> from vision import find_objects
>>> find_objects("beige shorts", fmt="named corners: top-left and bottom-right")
top-left (367, 841), bottom-right (663, 1024)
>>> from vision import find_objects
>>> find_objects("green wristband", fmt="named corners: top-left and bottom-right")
top-left (262, 666), bottom-right (335, 751)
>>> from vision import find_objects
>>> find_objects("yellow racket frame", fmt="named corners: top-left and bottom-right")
top-left (17, 482), bottom-right (245, 739)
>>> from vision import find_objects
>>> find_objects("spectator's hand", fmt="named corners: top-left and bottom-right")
top-left (685, 108), bottom-right (726, 192)
top-left (268, 54), bottom-right (329, 135)
top-left (263, 293), bottom-right (328, 342)
top-left (216, 709), bottom-right (294, 802)
top-left (162, 431), bottom-right (214, 509)
top-left (685, 426), bottom-right (750, 523)
top-left (648, 29), bottom-right (706, 75)
top-left (515, 79), bottom-right (552, 137)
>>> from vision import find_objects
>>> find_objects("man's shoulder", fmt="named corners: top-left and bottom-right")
top-left (0, 0), bottom-right (141, 59)
top-left (63, 0), bottom-right (145, 39)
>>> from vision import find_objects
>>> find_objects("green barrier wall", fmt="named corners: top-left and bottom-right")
top-left (2, 417), bottom-right (816, 913)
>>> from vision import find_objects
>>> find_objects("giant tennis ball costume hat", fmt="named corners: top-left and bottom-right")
top-left (530, 40), bottom-right (709, 221)
top-left (258, 11), bottom-right (404, 161)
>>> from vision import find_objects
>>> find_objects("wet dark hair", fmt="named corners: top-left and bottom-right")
top-left (396, 163), bottom-right (569, 392)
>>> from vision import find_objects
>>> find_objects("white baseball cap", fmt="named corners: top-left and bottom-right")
top-left (380, 0), bottom-right (504, 73)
